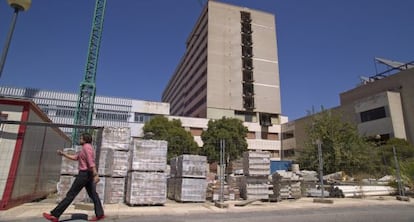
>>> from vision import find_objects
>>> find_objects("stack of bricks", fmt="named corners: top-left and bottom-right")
top-left (169, 155), bottom-right (208, 202)
top-left (125, 139), bottom-right (168, 205)
top-left (272, 171), bottom-right (302, 199)
top-left (99, 127), bottom-right (131, 204)
top-left (241, 150), bottom-right (270, 200)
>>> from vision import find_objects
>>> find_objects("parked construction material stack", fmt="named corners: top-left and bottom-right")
top-left (99, 127), bottom-right (131, 204)
top-left (241, 151), bottom-right (270, 200)
top-left (125, 139), bottom-right (168, 205)
top-left (206, 176), bottom-right (241, 201)
top-left (296, 170), bottom-right (319, 196)
top-left (169, 155), bottom-right (207, 202)
top-left (272, 171), bottom-right (302, 199)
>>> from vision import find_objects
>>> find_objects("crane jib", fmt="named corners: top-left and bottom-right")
top-left (72, 0), bottom-right (107, 145)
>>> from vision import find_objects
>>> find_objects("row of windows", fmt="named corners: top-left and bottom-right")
top-left (241, 11), bottom-right (254, 112)
top-left (185, 96), bottom-right (206, 117)
top-left (95, 110), bottom-right (129, 122)
top-left (38, 105), bottom-right (157, 123)
top-left (134, 113), bottom-right (155, 123)
top-left (166, 38), bottom-right (207, 111)
top-left (360, 106), bottom-right (387, 122)
top-left (163, 17), bottom-right (208, 102)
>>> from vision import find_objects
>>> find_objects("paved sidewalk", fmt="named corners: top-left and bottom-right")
top-left (0, 196), bottom-right (412, 221)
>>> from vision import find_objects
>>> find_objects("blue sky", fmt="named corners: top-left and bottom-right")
top-left (0, 0), bottom-right (413, 120)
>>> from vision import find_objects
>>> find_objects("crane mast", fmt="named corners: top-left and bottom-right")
top-left (72, 0), bottom-right (107, 144)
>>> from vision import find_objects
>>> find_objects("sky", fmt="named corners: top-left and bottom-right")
top-left (0, 0), bottom-right (413, 121)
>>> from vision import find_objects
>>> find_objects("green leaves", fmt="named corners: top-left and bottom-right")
top-left (201, 117), bottom-right (248, 164)
top-left (143, 115), bottom-right (200, 161)
top-left (298, 110), bottom-right (372, 175)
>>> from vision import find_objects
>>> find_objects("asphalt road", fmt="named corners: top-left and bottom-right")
top-left (2, 203), bottom-right (413, 222)
top-left (116, 204), bottom-right (414, 222)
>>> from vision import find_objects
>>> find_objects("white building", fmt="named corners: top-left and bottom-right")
top-left (0, 86), bottom-right (285, 159)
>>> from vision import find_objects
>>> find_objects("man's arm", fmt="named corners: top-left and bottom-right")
top-left (57, 150), bottom-right (77, 161)
top-left (90, 166), bottom-right (100, 183)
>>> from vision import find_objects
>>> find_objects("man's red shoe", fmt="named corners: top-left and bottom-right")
top-left (89, 215), bottom-right (105, 221)
top-left (43, 212), bottom-right (58, 222)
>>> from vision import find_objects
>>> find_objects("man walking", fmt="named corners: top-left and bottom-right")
top-left (43, 132), bottom-right (105, 221)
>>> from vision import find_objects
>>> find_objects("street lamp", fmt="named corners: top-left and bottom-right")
top-left (0, 0), bottom-right (31, 78)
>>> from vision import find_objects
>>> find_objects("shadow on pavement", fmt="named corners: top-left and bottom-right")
top-left (60, 213), bottom-right (88, 221)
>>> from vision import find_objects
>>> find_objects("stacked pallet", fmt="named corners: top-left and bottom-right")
top-left (206, 179), bottom-right (241, 201)
top-left (297, 170), bottom-right (319, 196)
top-left (57, 147), bottom-right (87, 203)
top-left (125, 139), bottom-right (168, 205)
top-left (272, 171), bottom-right (302, 199)
top-left (241, 151), bottom-right (270, 200)
top-left (169, 155), bottom-right (207, 202)
top-left (99, 127), bottom-right (131, 204)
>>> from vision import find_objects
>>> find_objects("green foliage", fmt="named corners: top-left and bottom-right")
top-left (377, 139), bottom-right (414, 190)
top-left (143, 115), bottom-right (200, 161)
top-left (201, 117), bottom-right (248, 164)
top-left (400, 159), bottom-right (414, 190)
top-left (297, 110), bottom-right (373, 175)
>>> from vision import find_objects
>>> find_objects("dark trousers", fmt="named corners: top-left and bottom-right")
top-left (51, 171), bottom-right (104, 218)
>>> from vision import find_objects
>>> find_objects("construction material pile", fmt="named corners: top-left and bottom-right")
top-left (241, 151), bottom-right (270, 200)
top-left (98, 127), bottom-right (130, 204)
top-left (272, 171), bottom-right (302, 199)
top-left (168, 155), bottom-right (207, 202)
top-left (125, 139), bottom-right (168, 205)
top-left (206, 174), bottom-right (241, 201)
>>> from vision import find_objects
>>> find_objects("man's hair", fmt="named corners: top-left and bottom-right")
top-left (81, 132), bottom-right (93, 143)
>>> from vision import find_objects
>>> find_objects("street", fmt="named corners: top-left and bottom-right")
top-left (116, 204), bottom-right (414, 222)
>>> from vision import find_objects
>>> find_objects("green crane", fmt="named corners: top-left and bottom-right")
top-left (72, 0), bottom-right (107, 145)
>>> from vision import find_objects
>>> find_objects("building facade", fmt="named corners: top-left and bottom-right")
top-left (0, 86), bottom-right (170, 138)
top-left (0, 86), bottom-right (285, 159)
top-left (282, 65), bottom-right (414, 159)
top-left (162, 1), bottom-right (282, 126)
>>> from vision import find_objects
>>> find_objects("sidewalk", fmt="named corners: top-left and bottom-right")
top-left (0, 196), bottom-right (412, 221)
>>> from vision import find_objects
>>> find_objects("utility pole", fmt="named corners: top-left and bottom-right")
top-left (393, 146), bottom-right (409, 201)
top-left (220, 139), bottom-right (225, 203)
top-left (313, 139), bottom-right (333, 204)
top-left (0, 0), bottom-right (31, 78)
top-left (215, 138), bottom-right (229, 208)
top-left (317, 139), bottom-right (324, 199)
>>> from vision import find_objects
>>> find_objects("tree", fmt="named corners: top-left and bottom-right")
top-left (143, 115), bottom-right (200, 161)
top-left (297, 110), bottom-right (373, 176)
top-left (201, 117), bottom-right (248, 164)
top-left (376, 138), bottom-right (414, 189)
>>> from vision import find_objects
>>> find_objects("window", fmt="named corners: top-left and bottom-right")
top-left (96, 109), bottom-right (129, 122)
top-left (241, 34), bottom-right (252, 46)
top-left (360, 106), bottom-right (386, 122)
top-left (38, 104), bottom-right (51, 115)
top-left (243, 70), bottom-right (253, 82)
top-left (241, 11), bottom-right (252, 23)
top-left (56, 106), bottom-right (75, 117)
top-left (242, 58), bottom-right (253, 70)
top-left (134, 113), bottom-right (154, 123)
top-left (243, 83), bottom-right (254, 96)
top-left (282, 131), bottom-right (294, 139)
top-left (242, 45), bottom-right (253, 58)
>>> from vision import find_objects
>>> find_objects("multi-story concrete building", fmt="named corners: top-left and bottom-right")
top-left (162, 1), bottom-right (282, 125)
top-left (161, 1), bottom-right (285, 158)
top-left (282, 63), bottom-right (414, 160)
top-left (0, 86), bottom-right (285, 159)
